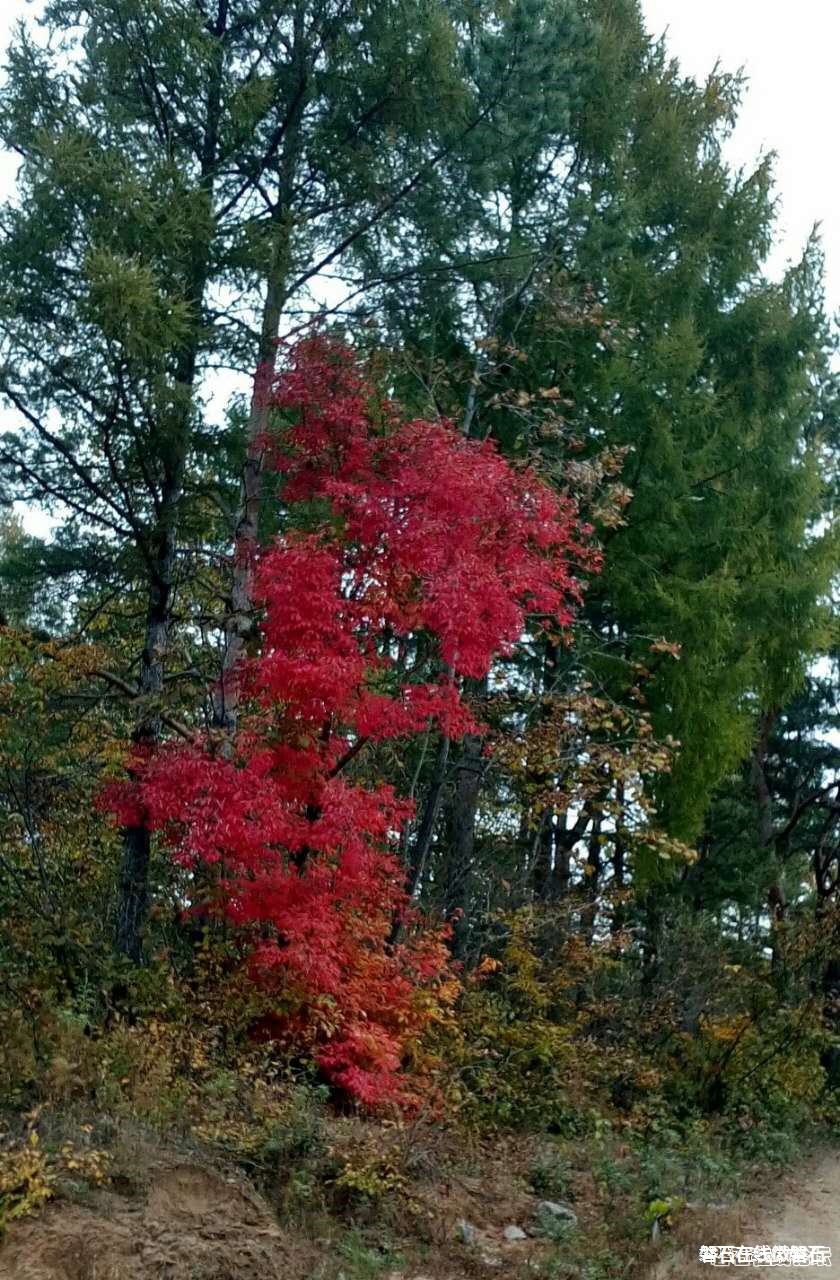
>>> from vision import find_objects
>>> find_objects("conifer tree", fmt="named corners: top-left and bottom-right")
top-left (0, 0), bottom-right (488, 957)
top-left (377, 0), bottom-right (837, 910)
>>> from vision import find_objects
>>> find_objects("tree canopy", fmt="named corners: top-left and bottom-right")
top-left (1, 0), bottom-right (840, 1189)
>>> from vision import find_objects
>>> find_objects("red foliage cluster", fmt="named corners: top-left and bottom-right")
top-left (268, 337), bottom-right (588, 679)
top-left (104, 337), bottom-right (592, 1107)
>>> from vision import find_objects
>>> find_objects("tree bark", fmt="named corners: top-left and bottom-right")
top-left (115, 3), bottom-right (226, 959)
top-left (116, 537), bottom-right (176, 960)
top-left (406, 734), bottom-right (450, 900)
top-left (213, 16), bottom-right (308, 733)
top-left (611, 805), bottom-right (627, 936)
top-left (212, 239), bottom-right (289, 733)
top-left (528, 638), bottom-right (562, 901)
top-left (751, 708), bottom-right (778, 848)
top-left (580, 815), bottom-right (602, 945)
top-left (531, 808), bottom-right (554, 902)
top-left (445, 731), bottom-right (485, 959)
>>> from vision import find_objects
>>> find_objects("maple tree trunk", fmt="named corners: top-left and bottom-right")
top-left (389, 734), bottom-right (450, 946)
top-left (406, 734), bottom-right (450, 900)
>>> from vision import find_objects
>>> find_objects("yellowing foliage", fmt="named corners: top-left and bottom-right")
top-left (0, 1129), bottom-right (109, 1235)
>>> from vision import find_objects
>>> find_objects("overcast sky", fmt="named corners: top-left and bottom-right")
top-left (643, 0), bottom-right (839, 308)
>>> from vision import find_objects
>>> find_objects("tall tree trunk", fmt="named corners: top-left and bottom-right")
top-left (554, 825), bottom-right (573, 899)
top-left (116, 525), bottom-right (177, 960)
top-left (611, 804), bottom-right (626, 936)
top-left (213, 224), bottom-right (291, 732)
top-left (406, 734), bottom-right (450, 900)
top-left (580, 814), bottom-right (602, 945)
top-left (531, 808), bottom-right (554, 902)
top-left (751, 708), bottom-right (789, 990)
top-left (115, 4), bottom-right (226, 958)
top-left (388, 733), bottom-right (450, 947)
top-left (528, 638), bottom-right (562, 901)
top-left (213, 14), bottom-right (308, 733)
top-left (116, 326), bottom-right (211, 961)
top-left (751, 708), bottom-right (778, 848)
top-left (445, 731), bottom-right (485, 960)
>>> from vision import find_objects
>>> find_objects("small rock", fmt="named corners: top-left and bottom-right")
top-left (457, 1218), bottom-right (477, 1246)
top-left (536, 1200), bottom-right (578, 1226)
top-left (503, 1225), bottom-right (528, 1242)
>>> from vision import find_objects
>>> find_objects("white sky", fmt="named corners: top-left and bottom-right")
top-left (643, 0), bottom-right (840, 305)
top-left (0, 0), bottom-right (838, 537)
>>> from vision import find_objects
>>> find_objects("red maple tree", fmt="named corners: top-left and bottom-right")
top-left (105, 336), bottom-right (594, 1107)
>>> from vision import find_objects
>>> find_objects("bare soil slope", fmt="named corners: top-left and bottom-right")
top-left (0, 1157), bottom-right (317, 1280)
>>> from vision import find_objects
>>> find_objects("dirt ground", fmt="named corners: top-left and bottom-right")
top-left (0, 1157), bottom-right (316, 1280)
top-left (654, 1150), bottom-right (840, 1277)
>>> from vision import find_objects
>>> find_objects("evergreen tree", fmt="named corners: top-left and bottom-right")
top-left (0, 0), bottom-right (485, 957)
top-left (377, 1), bottom-right (838, 917)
